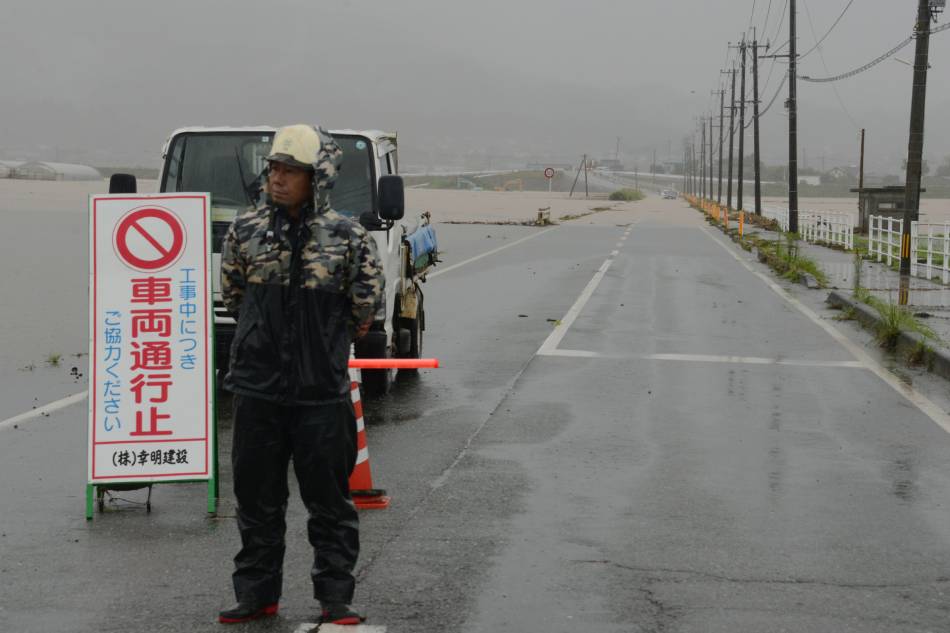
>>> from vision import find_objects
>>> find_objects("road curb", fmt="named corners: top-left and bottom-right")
top-left (826, 290), bottom-right (950, 382)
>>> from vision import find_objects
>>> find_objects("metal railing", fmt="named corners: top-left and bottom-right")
top-left (800, 211), bottom-right (854, 250)
top-left (868, 215), bottom-right (903, 266)
top-left (911, 222), bottom-right (950, 284)
top-left (762, 206), bottom-right (790, 232)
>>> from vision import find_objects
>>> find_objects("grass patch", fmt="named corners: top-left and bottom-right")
top-left (46, 353), bottom-right (62, 367)
top-left (757, 234), bottom-right (829, 287)
top-left (608, 188), bottom-right (644, 202)
top-left (856, 293), bottom-right (937, 349)
top-left (833, 306), bottom-right (857, 321)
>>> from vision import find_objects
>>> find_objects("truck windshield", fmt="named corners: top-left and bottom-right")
top-left (162, 132), bottom-right (375, 252)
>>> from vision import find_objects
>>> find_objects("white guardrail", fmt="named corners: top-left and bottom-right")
top-left (800, 211), bottom-right (854, 250)
top-left (869, 215), bottom-right (950, 284)
top-left (868, 215), bottom-right (903, 266)
top-left (911, 222), bottom-right (950, 284)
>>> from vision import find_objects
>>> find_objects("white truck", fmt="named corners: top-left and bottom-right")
top-left (111, 126), bottom-right (437, 395)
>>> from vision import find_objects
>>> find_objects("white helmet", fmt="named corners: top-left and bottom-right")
top-left (266, 124), bottom-right (343, 198)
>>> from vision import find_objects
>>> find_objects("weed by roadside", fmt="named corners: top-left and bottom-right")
top-left (853, 288), bottom-right (937, 350)
top-left (46, 353), bottom-right (62, 367)
top-left (608, 189), bottom-right (644, 202)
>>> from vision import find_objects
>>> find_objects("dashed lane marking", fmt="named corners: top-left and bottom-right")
top-left (538, 224), bottom-right (638, 356)
top-left (701, 226), bottom-right (950, 435)
top-left (427, 227), bottom-right (558, 280)
top-left (537, 257), bottom-right (614, 356)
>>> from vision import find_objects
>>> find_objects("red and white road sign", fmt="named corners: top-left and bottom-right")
top-left (113, 207), bottom-right (187, 272)
top-left (89, 195), bottom-right (213, 483)
top-left (544, 167), bottom-right (555, 179)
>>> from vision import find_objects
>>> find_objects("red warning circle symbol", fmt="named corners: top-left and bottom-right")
top-left (113, 207), bottom-right (187, 272)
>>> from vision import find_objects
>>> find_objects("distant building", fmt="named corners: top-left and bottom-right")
top-left (11, 161), bottom-right (102, 182)
top-left (798, 175), bottom-right (821, 186)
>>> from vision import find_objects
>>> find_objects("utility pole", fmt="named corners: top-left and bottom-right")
top-left (709, 115), bottom-right (714, 203)
top-left (717, 87), bottom-right (725, 204)
top-left (701, 119), bottom-right (707, 200)
top-left (900, 0), bottom-right (938, 283)
top-left (726, 66), bottom-right (737, 210)
top-left (584, 154), bottom-right (589, 199)
top-left (858, 128), bottom-right (865, 220)
top-left (788, 0), bottom-right (799, 232)
top-left (683, 145), bottom-right (688, 195)
top-left (652, 148), bottom-right (657, 189)
top-left (736, 38), bottom-right (747, 212)
top-left (752, 33), bottom-right (766, 216)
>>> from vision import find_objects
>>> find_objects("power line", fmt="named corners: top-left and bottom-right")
top-left (762, 0), bottom-right (775, 36)
top-left (748, 73), bottom-right (787, 128)
top-left (801, 0), bottom-right (860, 129)
top-left (801, 22), bottom-right (950, 83)
top-left (799, 0), bottom-right (856, 60)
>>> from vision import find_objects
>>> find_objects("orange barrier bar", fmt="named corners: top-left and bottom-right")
top-left (349, 358), bottom-right (440, 369)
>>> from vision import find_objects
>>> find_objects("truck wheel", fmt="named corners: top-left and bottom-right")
top-left (358, 330), bottom-right (393, 397)
top-left (361, 358), bottom-right (392, 397)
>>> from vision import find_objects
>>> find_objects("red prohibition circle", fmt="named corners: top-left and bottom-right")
top-left (113, 207), bottom-right (186, 272)
top-left (544, 167), bottom-right (555, 179)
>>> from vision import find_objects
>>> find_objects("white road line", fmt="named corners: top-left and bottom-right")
top-left (646, 353), bottom-right (864, 368)
top-left (427, 227), bottom-right (558, 280)
top-left (610, 249), bottom-right (619, 256)
top-left (540, 349), bottom-right (864, 368)
top-left (538, 257), bottom-right (615, 356)
top-left (538, 224), bottom-right (637, 357)
top-left (294, 624), bottom-right (386, 633)
top-left (542, 348), bottom-right (601, 358)
top-left (702, 226), bottom-right (950, 435)
top-left (0, 391), bottom-right (87, 432)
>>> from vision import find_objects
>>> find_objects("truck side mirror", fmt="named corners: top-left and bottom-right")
top-left (378, 175), bottom-right (405, 221)
top-left (109, 173), bottom-right (137, 194)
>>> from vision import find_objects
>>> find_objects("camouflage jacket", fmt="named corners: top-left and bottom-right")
top-left (221, 203), bottom-right (384, 404)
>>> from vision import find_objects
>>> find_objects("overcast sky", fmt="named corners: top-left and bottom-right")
top-left (2, 0), bottom-right (947, 172)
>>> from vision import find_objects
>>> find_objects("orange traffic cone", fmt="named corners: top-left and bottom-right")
top-left (348, 371), bottom-right (391, 510)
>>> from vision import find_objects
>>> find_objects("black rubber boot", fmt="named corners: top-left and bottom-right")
top-left (218, 601), bottom-right (279, 624)
top-left (319, 603), bottom-right (365, 625)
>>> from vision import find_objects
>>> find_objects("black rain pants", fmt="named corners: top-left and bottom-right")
top-left (230, 394), bottom-right (359, 605)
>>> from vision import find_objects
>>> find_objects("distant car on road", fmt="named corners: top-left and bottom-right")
top-left (661, 189), bottom-right (677, 200)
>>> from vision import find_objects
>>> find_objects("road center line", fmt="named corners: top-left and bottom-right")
top-left (537, 224), bottom-right (638, 357)
top-left (427, 227), bottom-right (559, 280)
top-left (537, 257), bottom-right (614, 356)
top-left (701, 226), bottom-right (950, 435)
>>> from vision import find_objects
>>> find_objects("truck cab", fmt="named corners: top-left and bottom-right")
top-left (130, 126), bottom-right (435, 395)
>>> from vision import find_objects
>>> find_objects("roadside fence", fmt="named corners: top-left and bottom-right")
top-left (868, 215), bottom-right (903, 266)
top-left (800, 211), bottom-right (854, 250)
top-left (910, 222), bottom-right (950, 284)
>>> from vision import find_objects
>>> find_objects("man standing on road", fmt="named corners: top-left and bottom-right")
top-left (217, 124), bottom-right (383, 625)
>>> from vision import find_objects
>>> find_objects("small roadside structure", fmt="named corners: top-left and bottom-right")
top-left (851, 185), bottom-right (925, 233)
top-left (11, 161), bottom-right (102, 182)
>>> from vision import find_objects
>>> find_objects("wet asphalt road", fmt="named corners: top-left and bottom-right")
top-left (5, 197), bottom-right (950, 632)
